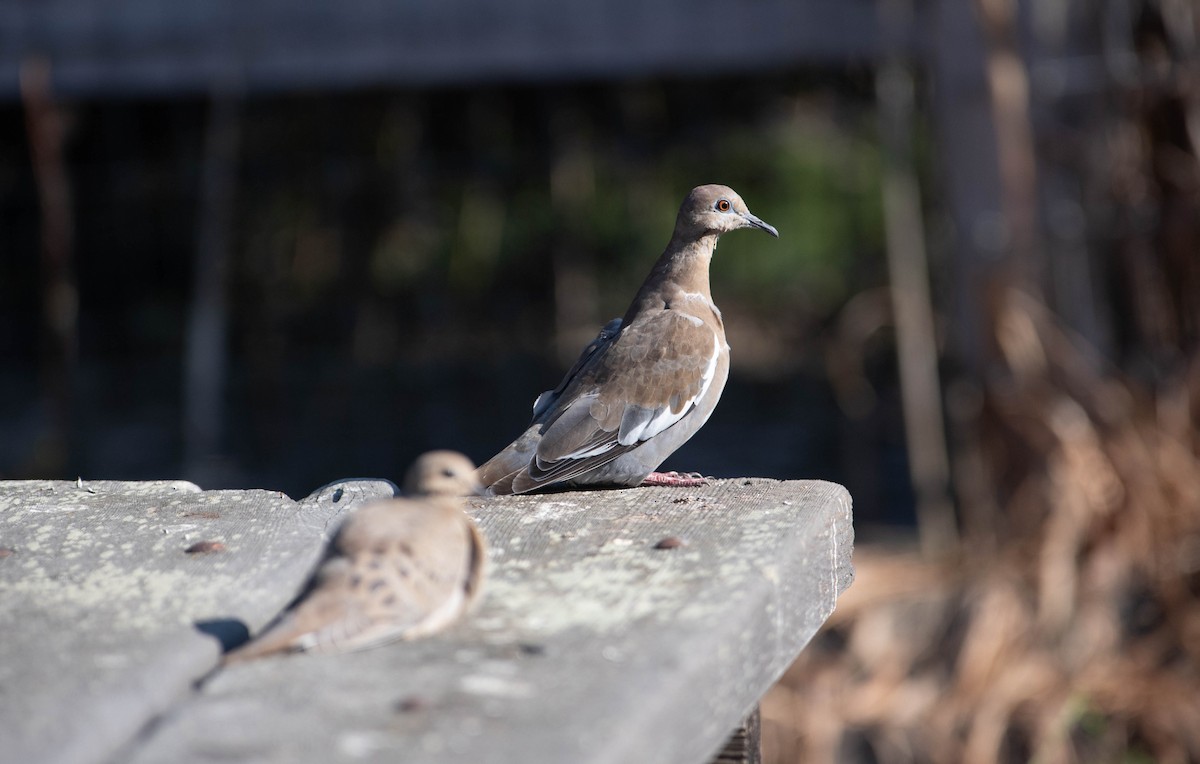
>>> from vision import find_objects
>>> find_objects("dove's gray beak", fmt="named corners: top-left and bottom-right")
top-left (744, 212), bottom-right (779, 238)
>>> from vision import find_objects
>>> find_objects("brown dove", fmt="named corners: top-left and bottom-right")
top-left (222, 451), bottom-right (487, 662)
top-left (478, 184), bottom-right (779, 495)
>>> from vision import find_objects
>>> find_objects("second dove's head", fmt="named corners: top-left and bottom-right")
top-left (675, 184), bottom-right (779, 240)
top-left (403, 450), bottom-right (484, 497)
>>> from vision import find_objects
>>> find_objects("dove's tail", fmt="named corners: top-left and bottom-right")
top-left (477, 425), bottom-right (542, 495)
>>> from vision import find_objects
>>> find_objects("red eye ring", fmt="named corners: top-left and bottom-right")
top-left (716, 199), bottom-right (732, 212)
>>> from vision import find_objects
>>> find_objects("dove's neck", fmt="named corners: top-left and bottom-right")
top-left (625, 233), bottom-right (718, 321)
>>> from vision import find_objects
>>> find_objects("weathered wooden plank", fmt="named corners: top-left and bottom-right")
top-left (125, 479), bottom-right (853, 764)
top-left (0, 478), bottom-right (396, 764)
top-left (0, 0), bottom-right (883, 99)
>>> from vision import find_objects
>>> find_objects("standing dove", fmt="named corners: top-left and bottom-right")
top-left (478, 184), bottom-right (779, 495)
top-left (223, 451), bottom-right (487, 662)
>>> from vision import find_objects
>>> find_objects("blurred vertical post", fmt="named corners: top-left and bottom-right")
top-left (877, 0), bottom-right (958, 556)
top-left (548, 96), bottom-right (600, 366)
top-left (976, 0), bottom-right (1040, 291)
top-left (1028, 0), bottom-right (1112, 357)
top-left (21, 58), bottom-right (76, 476)
top-left (183, 89), bottom-right (241, 483)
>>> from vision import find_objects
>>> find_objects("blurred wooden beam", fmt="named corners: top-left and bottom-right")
top-left (0, 0), bottom-right (884, 99)
top-left (977, 0), bottom-right (1041, 290)
top-left (549, 96), bottom-right (601, 367)
top-left (20, 57), bottom-right (75, 476)
top-left (183, 89), bottom-right (241, 484)
top-left (924, 0), bottom-right (1021, 380)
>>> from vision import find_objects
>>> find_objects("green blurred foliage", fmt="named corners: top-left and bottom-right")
top-left (227, 75), bottom-right (886, 364)
top-left (692, 111), bottom-right (884, 315)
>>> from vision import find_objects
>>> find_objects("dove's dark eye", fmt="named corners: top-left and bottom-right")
top-left (441, 468), bottom-right (456, 478)
top-left (715, 199), bottom-right (732, 212)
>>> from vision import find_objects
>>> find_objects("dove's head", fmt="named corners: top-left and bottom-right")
top-left (674, 184), bottom-right (779, 241)
top-left (403, 450), bottom-right (484, 497)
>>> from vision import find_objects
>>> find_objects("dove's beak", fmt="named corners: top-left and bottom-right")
top-left (743, 212), bottom-right (779, 238)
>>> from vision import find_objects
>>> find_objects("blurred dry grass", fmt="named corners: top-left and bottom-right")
top-left (765, 290), bottom-right (1200, 764)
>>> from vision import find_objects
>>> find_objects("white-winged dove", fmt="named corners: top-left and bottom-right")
top-left (478, 184), bottom-right (779, 495)
top-left (223, 451), bottom-right (487, 662)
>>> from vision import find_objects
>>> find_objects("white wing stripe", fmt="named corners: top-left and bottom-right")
top-left (617, 333), bottom-right (720, 445)
top-left (567, 441), bottom-right (619, 459)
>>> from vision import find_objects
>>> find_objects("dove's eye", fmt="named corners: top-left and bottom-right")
top-left (715, 199), bottom-right (732, 212)
top-left (442, 468), bottom-right (456, 478)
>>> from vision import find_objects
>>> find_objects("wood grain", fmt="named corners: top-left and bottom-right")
top-left (132, 479), bottom-right (853, 764)
top-left (0, 477), bottom-right (852, 764)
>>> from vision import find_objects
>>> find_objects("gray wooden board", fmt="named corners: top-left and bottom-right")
top-left (0, 478), bottom-right (397, 764)
top-left (124, 479), bottom-right (854, 764)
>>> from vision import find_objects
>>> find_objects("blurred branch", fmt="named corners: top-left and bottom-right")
top-left (877, 0), bottom-right (958, 557)
top-left (826, 288), bottom-right (892, 421)
top-left (772, 288), bottom-right (1200, 764)
top-left (184, 90), bottom-right (242, 483)
top-left (21, 57), bottom-right (75, 475)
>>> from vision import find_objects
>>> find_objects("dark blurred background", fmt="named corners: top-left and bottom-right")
top-left (4, 1), bottom-right (1200, 761)
top-left (1, 1), bottom-right (899, 508)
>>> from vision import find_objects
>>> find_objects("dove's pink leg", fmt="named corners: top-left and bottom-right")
top-left (641, 471), bottom-right (708, 487)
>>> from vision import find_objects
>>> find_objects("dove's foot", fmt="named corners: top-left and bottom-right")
top-left (641, 471), bottom-right (709, 487)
